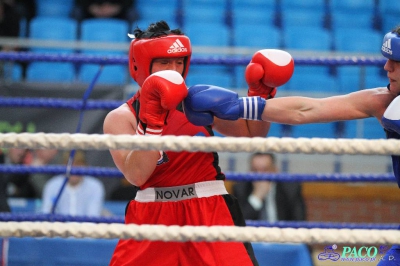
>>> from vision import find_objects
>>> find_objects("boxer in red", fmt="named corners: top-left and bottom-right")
top-left (103, 20), bottom-right (293, 266)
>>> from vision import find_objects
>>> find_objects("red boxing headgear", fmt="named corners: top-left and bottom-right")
top-left (129, 35), bottom-right (192, 87)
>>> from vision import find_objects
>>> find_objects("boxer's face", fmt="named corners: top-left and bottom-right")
top-left (384, 59), bottom-right (400, 94)
top-left (151, 57), bottom-right (185, 76)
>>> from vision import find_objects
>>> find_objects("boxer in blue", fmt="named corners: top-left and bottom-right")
top-left (184, 26), bottom-right (400, 265)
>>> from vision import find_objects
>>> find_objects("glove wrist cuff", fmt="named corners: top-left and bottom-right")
top-left (247, 87), bottom-right (276, 99)
top-left (136, 122), bottom-right (163, 136)
top-left (239, 97), bottom-right (266, 121)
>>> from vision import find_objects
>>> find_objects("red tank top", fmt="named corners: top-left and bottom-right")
top-left (127, 93), bottom-right (225, 189)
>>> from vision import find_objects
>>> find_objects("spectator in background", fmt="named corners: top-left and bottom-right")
top-left (6, 148), bottom-right (37, 198)
top-left (233, 153), bottom-right (306, 222)
top-left (14, 0), bottom-right (35, 24)
top-left (0, 150), bottom-right (10, 212)
top-left (0, 0), bottom-right (21, 80)
top-left (42, 150), bottom-right (105, 217)
top-left (30, 149), bottom-right (61, 197)
top-left (0, 0), bottom-right (20, 50)
top-left (73, 0), bottom-right (137, 22)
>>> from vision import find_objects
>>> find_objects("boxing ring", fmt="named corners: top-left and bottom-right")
top-left (0, 51), bottom-right (399, 265)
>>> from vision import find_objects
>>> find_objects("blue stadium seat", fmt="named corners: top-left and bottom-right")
top-left (78, 19), bottom-right (129, 84)
top-left (135, 0), bottom-right (177, 6)
top-left (283, 26), bottom-right (332, 51)
top-left (136, 3), bottom-right (178, 24)
top-left (232, 0), bottom-right (275, 9)
top-left (281, 9), bottom-right (326, 28)
top-left (232, 7), bottom-right (276, 28)
top-left (252, 243), bottom-right (313, 266)
top-left (365, 69), bottom-right (388, 88)
top-left (185, 65), bottom-right (233, 88)
top-left (378, 0), bottom-right (400, 15)
top-left (292, 123), bottom-right (337, 139)
top-left (29, 17), bottom-right (78, 54)
top-left (336, 66), bottom-right (386, 92)
top-left (381, 14), bottom-right (398, 33)
top-left (286, 73), bottom-right (338, 93)
top-left (184, 0), bottom-right (224, 5)
top-left (12, 64), bottom-right (23, 81)
top-left (329, 0), bottom-right (375, 13)
top-left (331, 117), bottom-right (385, 139)
top-left (183, 22), bottom-right (230, 47)
top-left (19, 18), bottom-right (27, 37)
top-left (294, 65), bottom-right (331, 76)
top-left (2, 63), bottom-right (23, 82)
top-left (234, 24), bottom-right (281, 48)
top-left (330, 10), bottom-right (374, 30)
top-left (336, 66), bottom-right (366, 92)
top-left (80, 18), bottom-right (129, 55)
top-left (183, 2), bottom-right (226, 24)
top-left (132, 19), bottom-right (179, 33)
top-left (333, 29), bottom-right (381, 54)
top-left (7, 238), bottom-right (118, 266)
top-left (285, 66), bottom-right (338, 93)
top-left (78, 64), bottom-right (128, 85)
top-left (36, 0), bottom-right (74, 17)
top-left (26, 62), bottom-right (76, 83)
top-left (7, 198), bottom-right (38, 213)
top-left (266, 123), bottom-right (286, 137)
top-left (233, 66), bottom-right (247, 89)
top-left (362, 117), bottom-right (386, 139)
top-left (335, 120), bottom-right (357, 139)
top-left (280, 0), bottom-right (325, 12)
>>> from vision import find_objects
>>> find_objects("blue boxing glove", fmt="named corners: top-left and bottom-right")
top-left (382, 96), bottom-right (400, 133)
top-left (183, 84), bottom-right (266, 126)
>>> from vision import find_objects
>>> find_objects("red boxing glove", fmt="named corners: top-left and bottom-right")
top-left (245, 49), bottom-right (294, 99)
top-left (137, 70), bottom-right (188, 136)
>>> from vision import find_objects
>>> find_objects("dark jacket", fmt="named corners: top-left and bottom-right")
top-left (233, 181), bottom-right (306, 221)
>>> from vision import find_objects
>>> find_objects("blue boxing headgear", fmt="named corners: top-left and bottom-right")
top-left (381, 31), bottom-right (400, 61)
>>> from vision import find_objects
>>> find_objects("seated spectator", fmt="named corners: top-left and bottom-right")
top-left (0, 0), bottom-right (20, 51)
top-left (0, 0), bottom-right (21, 80)
top-left (14, 0), bottom-right (35, 23)
top-left (73, 0), bottom-right (137, 22)
top-left (6, 148), bottom-right (37, 199)
top-left (30, 149), bottom-right (61, 197)
top-left (232, 153), bottom-right (306, 222)
top-left (0, 150), bottom-right (10, 212)
top-left (41, 150), bottom-right (105, 217)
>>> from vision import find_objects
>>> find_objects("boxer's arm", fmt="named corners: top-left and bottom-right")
top-left (261, 90), bottom-right (375, 124)
top-left (104, 70), bottom-right (188, 187)
top-left (213, 118), bottom-right (271, 137)
top-left (103, 104), bottom-right (160, 187)
top-left (215, 90), bottom-right (373, 130)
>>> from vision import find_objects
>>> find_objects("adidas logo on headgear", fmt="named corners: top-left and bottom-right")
top-left (382, 39), bottom-right (392, 55)
top-left (168, 39), bottom-right (187, 54)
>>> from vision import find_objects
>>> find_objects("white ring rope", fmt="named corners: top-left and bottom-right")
top-left (1, 132), bottom-right (400, 155)
top-left (2, 133), bottom-right (399, 246)
top-left (1, 222), bottom-right (399, 245)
